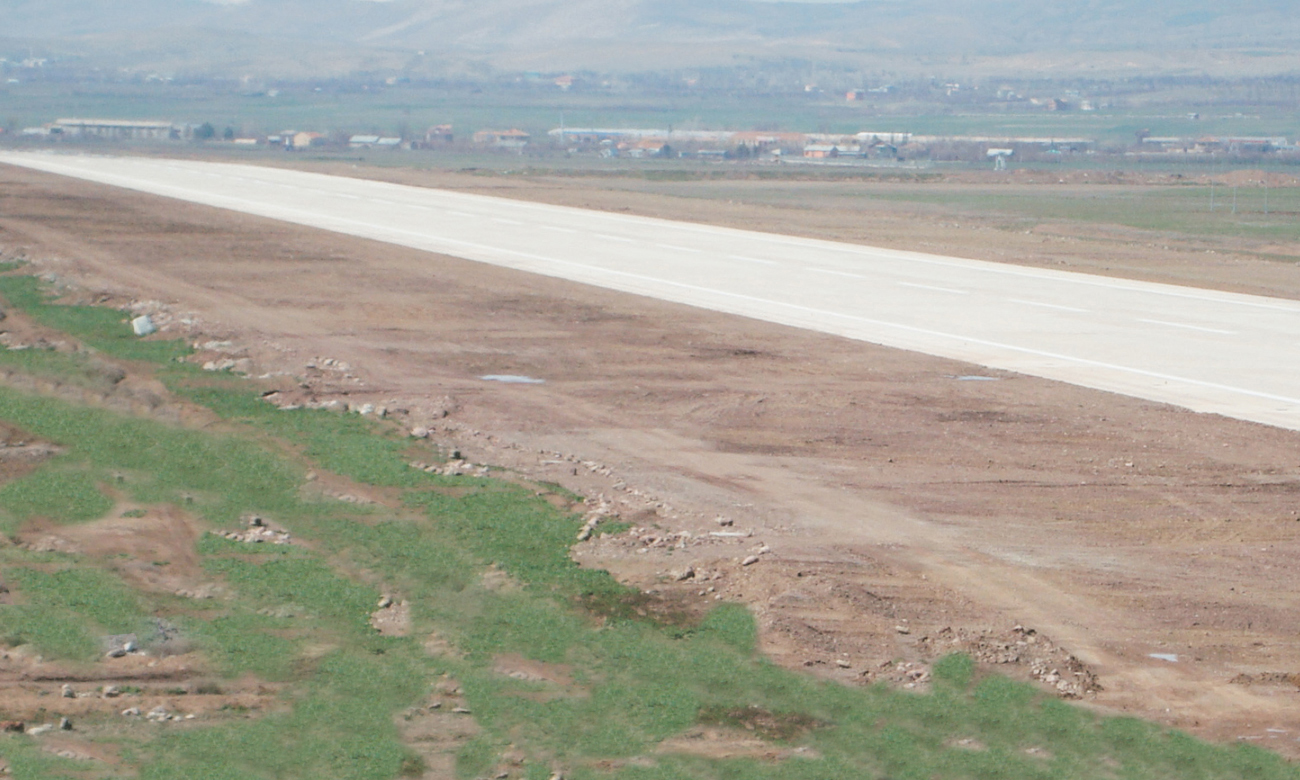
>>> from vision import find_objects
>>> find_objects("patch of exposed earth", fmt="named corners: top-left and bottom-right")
top-left (3, 163), bottom-right (1300, 757)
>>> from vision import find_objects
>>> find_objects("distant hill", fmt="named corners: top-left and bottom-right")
top-left (4, 0), bottom-right (1300, 78)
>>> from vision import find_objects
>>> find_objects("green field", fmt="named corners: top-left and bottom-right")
top-left (3, 80), bottom-right (1298, 147)
top-left (864, 185), bottom-right (1300, 241)
top-left (532, 173), bottom-right (1300, 245)
top-left (0, 266), bottom-right (1297, 779)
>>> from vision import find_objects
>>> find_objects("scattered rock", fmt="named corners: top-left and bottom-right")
top-left (59, 717), bottom-right (72, 731)
top-left (835, 659), bottom-right (851, 668)
top-left (146, 706), bottom-right (174, 722)
top-left (916, 625), bottom-right (1101, 698)
top-left (101, 685), bottom-right (121, 698)
top-left (215, 515), bottom-right (292, 545)
top-left (673, 565), bottom-right (696, 582)
top-left (60, 683), bottom-right (75, 698)
top-left (410, 426), bottom-right (430, 439)
top-left (894, 625), bottom-right (911, 635)
top-left (1230, 672), bottom-right (1300, 688)
top-left (130, 315), bottom-right (156, 337)
top-left (104, 633), bottom-right (138, 658)
top-left (452, 707), bottom-right (472, 714)
top-left (120, 707), bottom-right (141, 717)
top-left (26, 724), bottom-right (53, 736)
top-left (378, 595), bottom-right (394, 609)
top-left (0, 721), bottom-right (23, 733)
top-left (741, 555), bottom-right (760, 567)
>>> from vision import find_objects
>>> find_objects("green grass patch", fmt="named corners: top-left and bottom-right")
top-left (0, 275), bottom-right (192, 364)
top-left (0, 346), bottom-right (129, 392)
top-left (0, 733), bottom-right (94, 780)
top-left (0, 567), bottom-right (148, 660)
top-left (0, 385), bottom-right (305, 529)
top-left (178, 378), bottom-right (437, 488)
top-left (0, 272), bottom-right (1296, 780)
top-left (860, 184), bottom-right (1300, 242)
top-left (0, 464), bottom-right (113, 533)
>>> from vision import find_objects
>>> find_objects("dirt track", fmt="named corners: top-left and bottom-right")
top-left (3, 163), bottom-right (1300, 755)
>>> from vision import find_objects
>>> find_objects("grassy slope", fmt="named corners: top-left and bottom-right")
top-left (0, 268), bottom-right (1294, 780)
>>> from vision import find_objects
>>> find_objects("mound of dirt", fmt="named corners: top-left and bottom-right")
top-left (1212, 169), bottom-right (1300, 188)
top-left (19, 506), bottom-right (220, 600)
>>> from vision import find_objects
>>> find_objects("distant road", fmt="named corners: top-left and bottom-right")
top-left (4, 151), bottom-right (1300, 431)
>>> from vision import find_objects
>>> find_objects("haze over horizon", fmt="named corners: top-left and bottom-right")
top-left (3, 0), bottom-right (1300, 79)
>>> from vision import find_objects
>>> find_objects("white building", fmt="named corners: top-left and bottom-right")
top-left (52, 119), bottom-right (178, 140)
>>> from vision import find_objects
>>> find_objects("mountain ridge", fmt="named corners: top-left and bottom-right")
top-left (4, 0), bottom-right (1299, 77)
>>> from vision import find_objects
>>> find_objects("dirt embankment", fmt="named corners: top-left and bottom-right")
top-left (3, 164), bottom-right (1300, 756)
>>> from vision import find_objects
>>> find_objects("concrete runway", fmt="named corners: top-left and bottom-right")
top-left (4, 151), bottom-right (1300, 431)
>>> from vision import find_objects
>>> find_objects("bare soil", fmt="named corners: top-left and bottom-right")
top-left (3, 163), bottom-right (1300, 757)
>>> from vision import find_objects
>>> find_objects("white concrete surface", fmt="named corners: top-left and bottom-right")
top-left (4, 151), bottom-right (1300, 431)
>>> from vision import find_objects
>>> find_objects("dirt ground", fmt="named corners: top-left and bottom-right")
top-left (3, 162), bottom-right (1300, 757)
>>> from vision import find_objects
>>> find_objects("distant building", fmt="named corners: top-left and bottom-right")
top-left (472, 129), bottom-right (530, 148)
top-left (856, 131), bottom-right (911, 146)
top-left (289, 131), bottom-right (324, 150)
top-left (348, 135), bottom-right (401, 149)
top-left (1201, 136), bottom-right (1288, 154)
top-left (52, 118), bottom-right (177, 140)
top-left (803, 145), bottom-right (840, 159)
top-left (846, 89), bottom-right (866, 101)
top-left (425, 125), bottom-right (454, 144)
top-left (624, 139), bottom-right (669, 158)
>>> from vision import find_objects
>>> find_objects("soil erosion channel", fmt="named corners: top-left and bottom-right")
top-left (2, 163), bottom-right (1299, 755)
